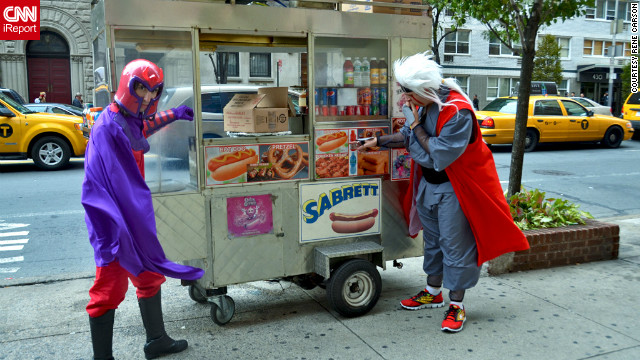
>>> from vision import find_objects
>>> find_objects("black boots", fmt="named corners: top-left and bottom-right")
top-left (89, 309), bottom-right (115, 360)
top-left (138, 289), bottom-right (188, 359)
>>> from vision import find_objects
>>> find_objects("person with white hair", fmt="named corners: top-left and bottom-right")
top-left (358, 52), bottom-right (528, 332)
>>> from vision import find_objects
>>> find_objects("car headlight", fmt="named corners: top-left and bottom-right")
top-left (74, 123), bottom-right (82, 131)
top-left (626, 122), bottom-right (633, 129)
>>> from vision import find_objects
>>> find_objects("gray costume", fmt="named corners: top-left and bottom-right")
top-left (379, 88), bottom-right (481, 294)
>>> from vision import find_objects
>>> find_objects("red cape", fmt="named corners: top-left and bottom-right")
top-left (402, 91), bottom-right (529, 265)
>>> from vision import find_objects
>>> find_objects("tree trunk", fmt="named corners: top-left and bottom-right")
top-left (507, 51), bottom-right (534, 197)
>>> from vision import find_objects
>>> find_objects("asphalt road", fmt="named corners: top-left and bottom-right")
top-left (1, 139), bottom-right (639, 283)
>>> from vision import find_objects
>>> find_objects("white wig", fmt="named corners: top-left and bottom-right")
top-left (393, 52), bottom-right (473, 112)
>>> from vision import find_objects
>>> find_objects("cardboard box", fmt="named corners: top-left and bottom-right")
top-left (372, 0), bottom-right (425, 16)
top-left (223, 87), bottom-right (293, 133)
top-left (340, 0), bottom-right (372, 13)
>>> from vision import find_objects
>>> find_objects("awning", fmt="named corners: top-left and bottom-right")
top-left (577, 64), bottom-right (623, 83)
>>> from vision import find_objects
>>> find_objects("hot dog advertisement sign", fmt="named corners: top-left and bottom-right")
top-left (205, 142), bottom-right (310, 186)
top-left (299, 179), bottom-right (381, 243)
top-left (314, 127), bottom-right (389, 179)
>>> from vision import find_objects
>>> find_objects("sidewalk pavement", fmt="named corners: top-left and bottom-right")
top-left (1, 215), bottom-right (639, 360)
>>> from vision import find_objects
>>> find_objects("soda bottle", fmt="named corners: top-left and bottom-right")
top-left (353, 57), bottom-right (362, 87)
top-left (349, 151), bottom-right (357, 175)
top-left (380, 87), bottom-right (388, 116)
top-left (361, 57), bottom-right (371, 87)
top-left (343, 57), bottom-right (354, 88)
top-left (371, 86), bottom-right (380, 115)
top-left (370, 57), bottom-right (379, 86)
top-left (379, 57), bottom-right (388, 85)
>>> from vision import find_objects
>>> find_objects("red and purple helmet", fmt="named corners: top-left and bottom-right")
top-left (114, 59), bottom-right (164, 119)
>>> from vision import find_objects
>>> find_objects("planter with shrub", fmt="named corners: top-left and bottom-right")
top-left (488, 188), bottom-right (620, 275)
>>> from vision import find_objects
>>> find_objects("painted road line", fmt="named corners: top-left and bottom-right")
top-left (0, 245), bottom-right (24, 251)
top-left (0, 267), bottom-right (20, 273)
top-left (0, 223), bottom-right (29, 230)
top-left (0, 239), bottom-right (28, 245)
top-left (1, 210), bottom-right (83, 219)
top-left (0, 231), bottom-right (29, 237)
top-left (0, 256), bottom-right (23, 264)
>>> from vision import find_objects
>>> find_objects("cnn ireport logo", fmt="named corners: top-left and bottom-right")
top-left (0, 0), bottom-right (40, 40)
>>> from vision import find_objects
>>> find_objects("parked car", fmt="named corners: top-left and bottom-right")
top-left (621, 92), bottom-right (640, 139)
top-left (0, 93), bottom-right (87, 170)
top-left (476, 95), bottom-right (634, 152)
top-left (0, 88), bottom-right (26, 105)
top-left (569, 97), bottom-right (612, 116)
top-left (24, 103), bottom-right (84, 117)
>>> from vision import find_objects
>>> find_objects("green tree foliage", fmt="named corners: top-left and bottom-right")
top-left (445, 0), bottom-right (593, 197)
top-left (532, 34), bottom-right (563, 85)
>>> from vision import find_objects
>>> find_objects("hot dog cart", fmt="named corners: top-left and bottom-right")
top-left (91, 0), bottom-right (431, 325)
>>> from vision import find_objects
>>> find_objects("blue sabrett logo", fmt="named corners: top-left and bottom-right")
top-left (302, 183), bottom-right (379, 224)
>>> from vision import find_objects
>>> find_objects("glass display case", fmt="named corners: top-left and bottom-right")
top-left (312, 36), bottom-right (391, 180)
top-left (313, 37), bottom-right (389, 122)
top-left (113, 29), bottom-right (195, 193)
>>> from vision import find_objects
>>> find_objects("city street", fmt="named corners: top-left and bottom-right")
top-left (1, 140), bottom-right (639, 282)
top-left (1, 140), bottom-right (640, 360)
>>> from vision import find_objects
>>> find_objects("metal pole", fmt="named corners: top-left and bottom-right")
top-left (607, 0), bottom-right (620, 112)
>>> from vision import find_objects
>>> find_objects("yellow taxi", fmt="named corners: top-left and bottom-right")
top-left (476, 95), bottom-right (634, 151)
top-left (0, 92), bottom-right (88, 170)
top-left (621, 92), bottom-right (640, 137)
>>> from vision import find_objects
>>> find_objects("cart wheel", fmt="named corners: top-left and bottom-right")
top-left (326, 259), bottom-right (381, 317)
top-left (188, 285), bottom-right (207, 304)
top-left (210, 295), bottom-right (235, 325)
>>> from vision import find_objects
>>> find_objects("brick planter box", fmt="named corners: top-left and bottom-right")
top-left (488, 219), bottom-right (619, 275)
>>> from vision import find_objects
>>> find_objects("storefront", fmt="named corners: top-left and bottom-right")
top-left (577, 64), bottom-right (623, 115)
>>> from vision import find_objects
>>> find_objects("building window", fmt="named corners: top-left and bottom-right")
top-left (250, 53), bottom-right (271, 78)
top-left (585, 0), bottom-right (625, 20)
top-left (444, 30), bottom-right (470, 54)
top-left (489, 35), bottom-right (520, 56)
top-left (226, 52), bottom-right (239, 77)
top-left (445, 75), bottom-right (469, 94)
top-left (487, 77), bottom-right (518, 98)
top-left (583, 39), bottom-right (630, 56)
top-left (558, 79), bottom-right (569, 96)
top-left (556, 37), bottom-right (570, 59)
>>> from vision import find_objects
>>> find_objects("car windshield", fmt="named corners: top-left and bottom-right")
top-left (482, 98), bottom-right (518, 114)
top-left (572, 98), bottom-right (593, 107)
top-left (0, 93), bottom-right (35, 114)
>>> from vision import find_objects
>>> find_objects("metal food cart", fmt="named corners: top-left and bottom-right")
top-left (91, 0), bottom-right (431, 325)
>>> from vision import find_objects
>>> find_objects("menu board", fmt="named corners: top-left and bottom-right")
top-left (314, 127), bottom-right (389, 179)
top-left (205, 142), bottom-right (309, 186)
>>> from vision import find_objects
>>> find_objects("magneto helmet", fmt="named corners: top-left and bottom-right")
top-left (114, 59), bottom-right (164, 119)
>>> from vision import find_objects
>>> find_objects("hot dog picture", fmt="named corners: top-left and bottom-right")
top-left (316, 131), bottom-right (348, 152)
top-left (329, 209), bottom-right (378, 234)
top-left (208, 149), bottom-right (259, 181)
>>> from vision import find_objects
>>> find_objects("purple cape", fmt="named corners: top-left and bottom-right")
top-left (81, 107), bottom-right (204, 280)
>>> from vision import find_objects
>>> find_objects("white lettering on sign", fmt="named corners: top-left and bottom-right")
top-left (3, 6), bottom-right (37, 22)
top-left (631, 56), bottom-right (638, 93)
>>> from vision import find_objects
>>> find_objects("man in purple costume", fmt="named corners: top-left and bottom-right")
top-left (82, 59), bottom-right (203, 360)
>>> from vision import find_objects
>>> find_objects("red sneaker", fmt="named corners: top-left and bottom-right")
top-left (400, 289), bottom-right (444, 310)
top-left (441, 304), bottom-right (466, 332)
